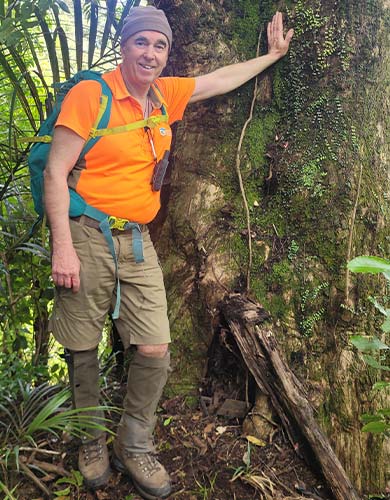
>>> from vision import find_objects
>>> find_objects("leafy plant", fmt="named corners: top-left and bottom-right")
top-left (299, 281), bottom-right (328, 336)
top-left (0, 481), bottom-right (18, 500)
top-left (54, 469), bottom-right (83, 498)
top-left (347, 256), bottom-right (390, 436)
top-left (0, 382), bottom-right (115, 495)
top-left (0, 0), bottom-right (142, 382)
top-left (231, 441), bottom-right (275, 499)
top-left (193, 472), bottom-right (218, 500)
top-left (231, 440), bottom-right (252, 481)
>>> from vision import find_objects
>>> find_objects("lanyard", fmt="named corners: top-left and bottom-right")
top-left (145, 126), bottom-right (157, 164)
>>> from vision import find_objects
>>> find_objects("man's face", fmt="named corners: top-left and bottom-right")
top-left (121, 31), bottom-right (169, 86)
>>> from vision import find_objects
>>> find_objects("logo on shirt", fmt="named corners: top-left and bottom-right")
top-left (159, 127), bottom-right (171, 137)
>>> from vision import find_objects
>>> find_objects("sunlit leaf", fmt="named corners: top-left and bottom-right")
top-left (246, 435), bottom-right (266, 447)
top-left (373, 381), bottom-right (390, 390)
top-left (350, 335), bottom-right (389, 352)
top-left (347, 256), bottom-right (390, 275)
top-left (362, 421), bottom-right (389, 433)
top-left (163, 416), bottom-right (172, 426)
top-left (361, 413), bottom-right (382, 423)
top-left (363, 354), bottom-right (390, 371)
top-left (55, 0), bottom-right (71, 13)
top-left (368, 296), bottom-right (388, 316)
top-left (381, 318), bottom-right (390, 333)
top-left (53, 486), bottom-right (71, 496)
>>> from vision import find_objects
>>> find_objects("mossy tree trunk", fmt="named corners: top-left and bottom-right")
top-left (155, 0), bottom-right (390, 494)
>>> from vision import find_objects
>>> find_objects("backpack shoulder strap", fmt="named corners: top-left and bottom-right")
top-left (150, 82), bottom-right (168, 116)
top-left (79, 76), bottom-right (112, 158)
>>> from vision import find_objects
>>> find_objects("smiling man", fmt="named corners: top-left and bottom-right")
top-left (44, 5), bottom-right (293, 500)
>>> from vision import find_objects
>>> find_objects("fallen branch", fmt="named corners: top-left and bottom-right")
top-left (220, 293), bottom-right (361, 500)
top-left (28, 458), bottom-right (69, 477)
top-left (19, 447), bottom-right (60, 456)
top-left (18, 459), bottom-right (51, 498)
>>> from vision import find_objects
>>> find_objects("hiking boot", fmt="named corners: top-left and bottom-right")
top-left (113, 351), bottom-right (172, 498)
top-left (79, 435), bottom-right (111, 489)
top-left (112, 441), bottom-right (171, 499)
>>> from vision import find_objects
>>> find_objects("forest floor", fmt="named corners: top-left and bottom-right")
top-left (16, 390), bottom-right (338, 500)
top-left (13, 354), bottom-right (388, 500)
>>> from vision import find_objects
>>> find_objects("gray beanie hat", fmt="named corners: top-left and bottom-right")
top-left (120, 6), bottom-right (172, 50)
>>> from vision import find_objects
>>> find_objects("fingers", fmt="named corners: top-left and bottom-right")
top-left (267, 11), bottom-right (293, 55)
top-left (267, 12), bottom-right (282, 44)
top-left (52, 272), bottom-right (80, 292)
top-left (285, 28), bottom-right (294, 45)
top-left (268, 11), bottom-right (281, 38)
top-left (51, 246), bottom-right (81, 292)
top-left (71, 275), bottom-right (80, 293)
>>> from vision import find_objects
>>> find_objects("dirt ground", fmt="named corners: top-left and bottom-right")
top-left (12, 339), bottom-right (388, 500)
top-left (15, 390), bottom-right (337, 500)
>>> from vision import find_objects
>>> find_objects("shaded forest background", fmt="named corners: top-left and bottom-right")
top-left (0, 0), bottom-right (388, 498)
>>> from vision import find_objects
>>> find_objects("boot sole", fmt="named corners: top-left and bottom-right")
top-left (84, 465), bottom-right (112, 490)
top-left (112, 453), bottom-right (171, 500)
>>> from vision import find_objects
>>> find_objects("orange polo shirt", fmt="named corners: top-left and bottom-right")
top-left (55, 66), bottom-right (195, 223)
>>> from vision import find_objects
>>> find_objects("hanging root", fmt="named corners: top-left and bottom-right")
top-left (235, 30), bottom-right (262, 293)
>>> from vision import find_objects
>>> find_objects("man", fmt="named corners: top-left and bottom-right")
top-left (45, 5), bottom-right (293, 500)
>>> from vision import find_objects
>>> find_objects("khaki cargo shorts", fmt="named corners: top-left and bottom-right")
top-left (49, 218), bottom-right (171, 351)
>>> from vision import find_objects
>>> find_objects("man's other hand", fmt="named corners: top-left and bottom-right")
top-left (52, 244), bottom-right (81, 293)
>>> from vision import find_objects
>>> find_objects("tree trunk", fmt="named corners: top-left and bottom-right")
top-left (156, 0), bottom-right (390, 495)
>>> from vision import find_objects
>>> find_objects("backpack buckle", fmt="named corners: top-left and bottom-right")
top-left (145, 116), bottom-right (160, 129)
top-left (108, 216), bottom-right (129, 231)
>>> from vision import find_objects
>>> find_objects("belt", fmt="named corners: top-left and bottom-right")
top-left (71, 215), bottom-right (148, 236)
top-left (70, 213), bottom-right (146, 319)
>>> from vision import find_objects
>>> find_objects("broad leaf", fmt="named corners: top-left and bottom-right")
top-left (362, 421), bottom-right (389, 433)
top-left (347, 256), bottom-right (390, 275)
top-left (363, 354), bottom-right (390, 371)
top-left (373, 381), bottom-right (390, 390)
top-left (55, 0), bottom-right (71, 13)
top-left (361, 413), bottom-right (382, 423)
top-left (350, 335), bottom-right (389, 351)
top-left (381, 317), bottom-right (390, 333)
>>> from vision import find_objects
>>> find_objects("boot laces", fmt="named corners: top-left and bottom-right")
top-left (82, 438), bottom-right (104, 466)
top-left (128, 452), bottom-right (161, 478)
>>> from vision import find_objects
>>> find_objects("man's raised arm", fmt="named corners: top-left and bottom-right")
top-left (190, 11), bottom-right (293, 103)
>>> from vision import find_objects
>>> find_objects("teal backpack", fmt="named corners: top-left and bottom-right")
top-left (23, 70), bottom-right (169, 318)
top-left (25, 70), bottom-right (112, 218)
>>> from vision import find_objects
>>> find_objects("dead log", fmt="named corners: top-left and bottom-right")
top-left (220, 293), bottom-right (361, 500)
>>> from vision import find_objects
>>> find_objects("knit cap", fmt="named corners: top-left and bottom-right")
top-left (120, 6), bottom-right (172, 50)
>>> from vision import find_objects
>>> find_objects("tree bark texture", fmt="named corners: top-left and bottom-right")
top-left (156, 0), bottom-right (390, 494)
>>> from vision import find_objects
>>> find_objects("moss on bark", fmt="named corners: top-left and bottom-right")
top-left (158, 0), bottom-right (389, 493)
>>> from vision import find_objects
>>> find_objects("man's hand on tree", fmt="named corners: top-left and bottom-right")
top-left (267, 11), bottom-right (294, 59)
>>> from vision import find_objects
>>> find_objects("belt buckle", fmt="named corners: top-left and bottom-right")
top-left (108, 216), bottom-right (129, 231)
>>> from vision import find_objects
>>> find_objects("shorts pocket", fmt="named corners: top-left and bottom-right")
top-left (69, 219), bottom-right (93, 244)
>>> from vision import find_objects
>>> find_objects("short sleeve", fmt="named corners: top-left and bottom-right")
top-left (155, 77), bottom-right (195, 124)
top-left (55, 80), bottom-right (102, 140)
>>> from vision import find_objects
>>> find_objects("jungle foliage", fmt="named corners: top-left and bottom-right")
top-left (0, 0), bottom-right (138, 489)
top-left (0, 0), bottom-right (388, 496)
top-left (0, 0), bottom-right (139, 382)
